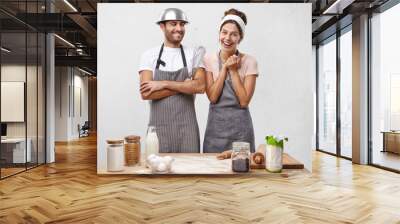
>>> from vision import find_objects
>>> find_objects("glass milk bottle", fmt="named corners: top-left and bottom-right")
top-left (145, 126), bottom-right (159, 159)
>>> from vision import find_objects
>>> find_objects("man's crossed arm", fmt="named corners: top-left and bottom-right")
top-left (139, 68), bottom-right (206, 100)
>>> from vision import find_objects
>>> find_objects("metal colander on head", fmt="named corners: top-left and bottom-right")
top-left (156, 8), bottom-right (189, 24)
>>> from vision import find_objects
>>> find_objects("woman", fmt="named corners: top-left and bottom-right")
top-left (203, 8), bottom-right (258, 153)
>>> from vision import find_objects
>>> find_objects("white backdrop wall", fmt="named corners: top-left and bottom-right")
top-left (97, 3), bottom-right (313, 172)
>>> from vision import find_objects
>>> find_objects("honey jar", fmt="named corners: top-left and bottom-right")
top-left (124, 135), bottom-right (141, 166)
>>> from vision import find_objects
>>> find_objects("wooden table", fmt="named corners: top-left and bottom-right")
top-left (381, 131), bottom-right (400, 154)
top-left (98, 151), bottom-right (304, 175)
top-left (0, 138), bottom-right (32, 164)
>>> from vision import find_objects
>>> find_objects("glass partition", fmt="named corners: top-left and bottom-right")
top-left (0, 1), bottom-right (46, 179)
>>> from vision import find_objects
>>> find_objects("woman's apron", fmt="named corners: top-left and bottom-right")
top-left (148, 44), bottom-right (200, 153)
top-left (203, 52), bottom-right (255, 153)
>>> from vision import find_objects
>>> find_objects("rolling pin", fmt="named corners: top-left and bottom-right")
top-left (216, 147), bottom-right (265, 167)
top-left (252, 152), bottom-right (265, 165)
top-left (250, 145), bottom-right (266, 169)
top-left (216, 150), bottom-right (232, 160)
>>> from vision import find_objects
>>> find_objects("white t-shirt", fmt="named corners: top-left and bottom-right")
top-left (138, 45), bottom-right (205, 77)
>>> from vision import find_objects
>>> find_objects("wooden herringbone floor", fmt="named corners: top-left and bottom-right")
top-left (1, 135), bottom-right (400, 224)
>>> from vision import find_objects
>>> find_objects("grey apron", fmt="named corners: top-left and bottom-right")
top-left (203, 51), bottom-right (255, 153)
top-left (148, 43), bottom-right (200, 153)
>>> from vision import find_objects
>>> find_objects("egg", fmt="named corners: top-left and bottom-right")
top-left (147, 154), bottom-right (157, 161)
top-left (152, 157), bottom-right (163, 166)
top-left (164, 157), bottom-right (174, 170)
top-left (157, 162), bottom-right (167, 172)
top-left (146, 154), bottom-right (156, 162)
top-left (146, 155), bottom-right (175, 173)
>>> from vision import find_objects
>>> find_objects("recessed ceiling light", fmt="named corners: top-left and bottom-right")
top-left (78, 67), bottom-right (93, 76)
top-left (54, 34), bottom-right (75, 48)
top-left (1, 47), bottom-right (11, 53)
top-left (323, 0), bottom-right (355, 15)
top-left (63, 0), bottom-right (78, 12)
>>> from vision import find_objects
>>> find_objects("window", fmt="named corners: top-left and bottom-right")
top-left (371, 2), bottom-right (400, 171)
top-left (340, 28), bottom-right (352, 158)
top-left (318, 36), bottom-right (337, 154)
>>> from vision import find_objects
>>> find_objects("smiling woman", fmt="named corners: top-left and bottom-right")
top-left (203, 8), bottom-right (258, 153)
top-left (220, 8), bottom-right (247, 43)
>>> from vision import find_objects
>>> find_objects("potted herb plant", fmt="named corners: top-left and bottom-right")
top-left (265, 135), bottom-right (288, 172)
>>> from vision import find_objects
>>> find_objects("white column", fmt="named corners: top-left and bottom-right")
top-left (352, 14), bottom-right (369, 164)
top-left (46, 33), bottom-right (55, 163)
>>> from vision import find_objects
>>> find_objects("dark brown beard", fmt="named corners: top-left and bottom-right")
top-left (165, 32), bottom-right (183, 45)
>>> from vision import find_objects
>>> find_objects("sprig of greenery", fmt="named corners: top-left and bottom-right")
top-left (265, 135), bottom-right (288, 148)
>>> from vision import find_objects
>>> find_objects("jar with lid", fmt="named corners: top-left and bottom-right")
top-left (231, 142), bottom-right (251, 172)
top-left (106, 139), bottom-right (125, 172)
top-left (124, 135), bottom-right (141, 166)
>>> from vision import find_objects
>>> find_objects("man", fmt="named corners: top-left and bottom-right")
top-left (138, 8), bottom-right (206, 153)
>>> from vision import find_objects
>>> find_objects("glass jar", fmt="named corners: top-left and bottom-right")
top-left (231, 142), bottom-right (251, 172)
top-left (145, 126), bottom-right (159, 159)
top-left (106, 139), bottom-right (125, 172)
top-left (124, 135), bottom-right (140, 166)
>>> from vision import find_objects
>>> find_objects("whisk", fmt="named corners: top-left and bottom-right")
top-left (190, 45), bottom-right (206, 78)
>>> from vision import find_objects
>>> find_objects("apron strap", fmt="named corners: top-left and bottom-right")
top-left (156, 43), bottom-right (187, 69)
top-left (180, 45), bottom-right (187, 68)
top-left (156, 43), bottom-right (166, 69)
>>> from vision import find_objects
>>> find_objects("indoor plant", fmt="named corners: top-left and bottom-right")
top-left (265, 135), bottom-right (288, 172)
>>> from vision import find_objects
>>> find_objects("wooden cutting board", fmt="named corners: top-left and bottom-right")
top-left (98, 145), bottom-right (303, 175)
